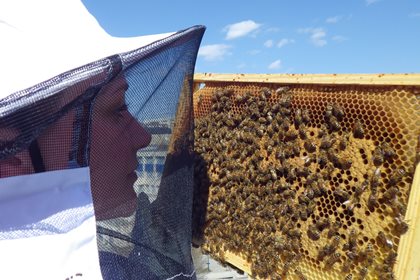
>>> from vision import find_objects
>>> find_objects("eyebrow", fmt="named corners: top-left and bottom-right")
top-left (113, 80), bottom-right (129, 95)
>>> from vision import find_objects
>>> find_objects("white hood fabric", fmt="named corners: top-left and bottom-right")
top-left (0, 167), bottom-right (103, 280)
top-left (0, 1), bottom-right (205, 279)
top-left (0, 0), bottom-right (174, 97)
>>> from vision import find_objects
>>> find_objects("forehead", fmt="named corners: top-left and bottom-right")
top-left (99, 75), bottom-right (128, 101)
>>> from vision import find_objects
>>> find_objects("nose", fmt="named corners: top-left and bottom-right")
top-left (127, 116), bottom-right (152, 150)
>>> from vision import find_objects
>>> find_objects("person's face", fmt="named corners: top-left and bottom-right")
top-left (89, 76), bottom-right (151, 220)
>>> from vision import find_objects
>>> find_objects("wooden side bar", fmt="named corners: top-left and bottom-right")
top-left (395, 162), bottom-right (420, 280)
top-left (194, 73), bottom-right (420, 86)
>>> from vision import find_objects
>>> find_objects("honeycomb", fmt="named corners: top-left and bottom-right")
top-left (192, 82), bottom-right (419, 280)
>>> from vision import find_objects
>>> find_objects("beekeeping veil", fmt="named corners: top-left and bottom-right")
top-left (0, 0), bottom-right (205, 279)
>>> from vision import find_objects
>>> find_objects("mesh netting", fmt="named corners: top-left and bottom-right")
top-left (0, 25), bottom-right (205, 279)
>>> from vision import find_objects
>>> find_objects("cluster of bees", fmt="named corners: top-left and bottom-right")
top-left (192, 86), bottom-right (412, 280)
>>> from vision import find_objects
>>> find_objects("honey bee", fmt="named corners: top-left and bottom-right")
top-left (353, 181), bottom-right (368, 201)
top-left (304, 139), bottom-right (317, 153)
top-left (258, 117), bottom-right (267, 124)
top-left (332, 103), bottom-right (345, 120)
top-left (353, 120), bottom-right (365, 139)
top-left (379, 271), bottom-right (396, 280)
top-left (297, 166), bottom-right (310, 178)
top-left (283, 189), bottom-right (297, 200)
top-left (303, 154), bottom-right (317, 166)
top-left (377, 231), bottom-right (393, 250)
top-left (320, 135), bottom-right (335, 150)
top-left (292, 145), bottom-right (301, 157)
top-left (390, 198), bottom-right (407, 216)
top-left (327, 220), bottom-right (342, 239)
top-left (302, 109), bottom-right (311, 124)
top-left (342, 261), bottom-right (352, 274)
top-left (334, 187), bottom-right (351, 203)
top-left (388, 168), bottom-right (406, 187)
top-left (280, 107), bottom-right (292, 116)
top-left (260, 87), bottom-right (272, 99)
top-left (372, 146), bottom-right (385, 167)
top-left (343, 199), bottom-right (356, 213)
top-left (359, 266), bottom-right (368, 280)
top-left (370, 168), bottom-right (382, 192)
top-left (345, 250), bottom-right (358, 261)
top-left (382, 186), bottom-right (399, 202)
top-left (298, 193), bottom-right (310, 205)
top-left (348, 229), bottom-right (358, 251)
top-left (278, 92), bottom-right (292, 108)
top-left (367, 193), bottom-right (378, 212)
top-left (339, 133), bottom-right (349, 150)
top-left (276, 86), bottom-right (290, 95)
top-left (339, 158), bottom-right (352, 170)
top-left (307, 224), bottom-right (321, 241)
top-left (299, 126), bottom-right (308, 140)
top-left (324, 252), bottom-right (341, 268)
top-left (325, 104), bottom-right (333, 119)
top-left (331, 235), bottom-right (341, 251)
top-left (294, 108), bottom-right (303, 126)
top-left (318, 124), bottom-right (328, 138)
top-left (316, 217), bottom-right (331, 231)
top-left (384, 252), bottom-right (397, 266)
top-left (299, 205), bottom-right (309, 220)
top-left (284, 130), bottom-right (298, 142)
top-left (365, 242), bottom-right (374, 261)
top-left (294, 268), bottom-right (307, 280)
top-left (317, 244), bottom-right (333, 261)
top-left (318, 151), bottom-right (328, 168)
top-left (394, 216), bottom-right (409, 235)
top-left (276, 149), bottom-right (286, 163)
top-left (381, 142), bottom-right (396, 160)
top-left (269, 168), bottom-right (278, 181)
top-left (344, 273), bottom-right (353, 280)
top-left (322, 162), bottom-right (335, 180)
top-left (328, 116), bottom-right (341, 131)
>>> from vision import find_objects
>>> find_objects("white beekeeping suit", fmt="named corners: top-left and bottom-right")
top-left (0, 0), bottom-right (205, 279)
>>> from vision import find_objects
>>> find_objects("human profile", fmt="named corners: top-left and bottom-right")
top-left (0, 73), bottom-right (152, 221)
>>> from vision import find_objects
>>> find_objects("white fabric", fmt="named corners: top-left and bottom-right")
top-left (0, 0), bottom-right (175, 96)
top-left (0, 167), bottom-right (103, 280)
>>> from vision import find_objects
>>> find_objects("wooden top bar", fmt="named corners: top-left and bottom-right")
top-left (194, 73), bottom-right (420, 86)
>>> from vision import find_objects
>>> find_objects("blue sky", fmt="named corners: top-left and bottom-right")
top-left (82, 0), bottom-right (420, 74)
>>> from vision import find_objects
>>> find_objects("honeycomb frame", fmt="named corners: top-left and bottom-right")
top-left (192, 73), bottom-right (420, 280)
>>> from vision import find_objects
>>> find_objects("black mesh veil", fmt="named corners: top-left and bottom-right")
top-left (0, 25), bottom-right (205, 279)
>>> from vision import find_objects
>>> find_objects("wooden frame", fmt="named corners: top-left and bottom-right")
top-left (194, 73), bottom-right (420, 86)
top-left (193, 73), bottom-right (420, 280)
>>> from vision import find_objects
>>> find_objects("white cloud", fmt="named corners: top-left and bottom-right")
top-left (277, 38), bottom-right (295, 48)
top-left (326, 16), bottom-right (342, 24)
top-left (366, 0), bottom-right (381, 6)
top-left (223, 20), bottom-right (262, 40)
top-left (332, 35), bottom-right (348, 42)
top-left (268, 59), bottom-right (282, 70)
top-left (198, 44), bottom-right (232, 61)
top-left (409, 12), bottom-right (420, 18)
top-left (264, 40), bottom-right (274, 48)
top-left (298, 27), bottom-right (327, 47)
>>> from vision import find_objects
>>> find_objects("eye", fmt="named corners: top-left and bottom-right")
top-left (117, 103), bottom-right (129, 117)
